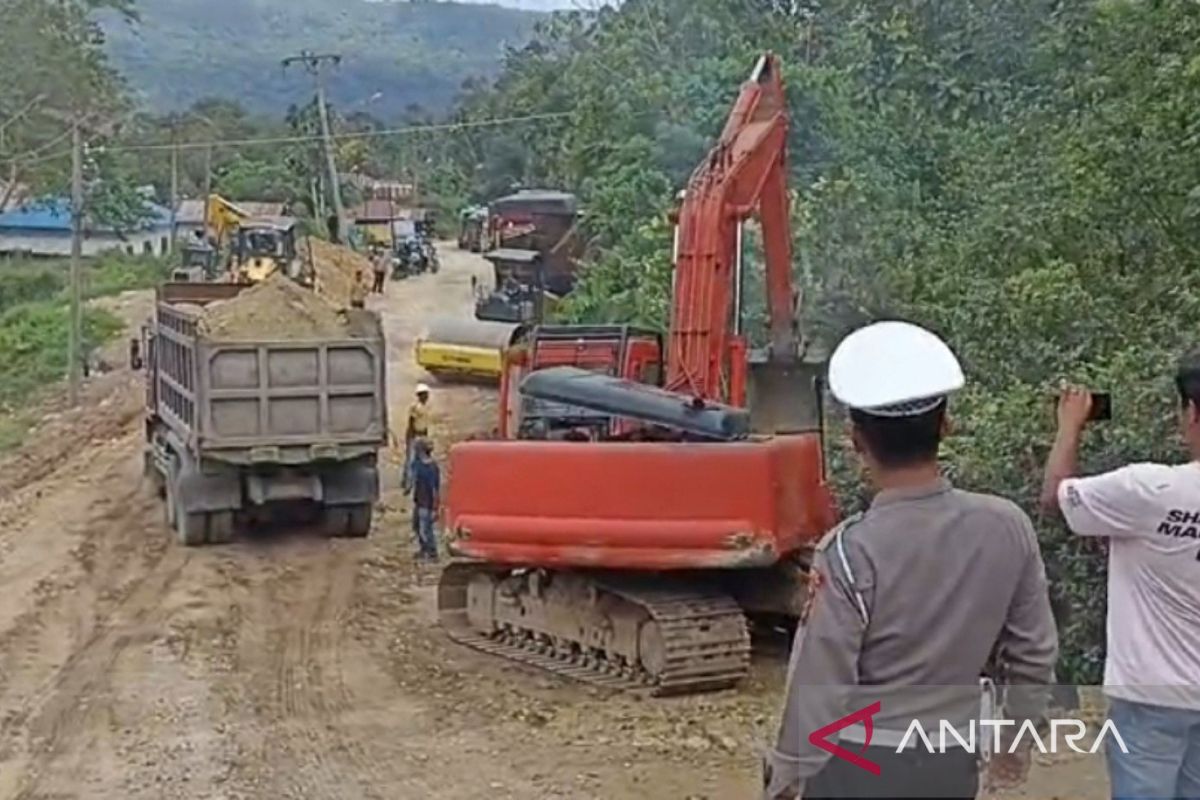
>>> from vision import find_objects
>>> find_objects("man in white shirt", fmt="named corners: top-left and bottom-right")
top-left (1042, 363), bottom-right (1200, 800)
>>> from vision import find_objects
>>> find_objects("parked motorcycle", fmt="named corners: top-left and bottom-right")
top-left (391, 237), bottom-right (422, 279)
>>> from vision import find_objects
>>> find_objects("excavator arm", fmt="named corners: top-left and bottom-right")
top-left (666, 53), bottom-right (798, 404)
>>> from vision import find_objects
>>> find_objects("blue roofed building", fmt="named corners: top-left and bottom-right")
top-left (0, 198), bottom-right (174, 258)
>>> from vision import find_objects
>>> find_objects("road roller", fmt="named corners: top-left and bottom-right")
top-left (414, 316), bottom-right (525, 383)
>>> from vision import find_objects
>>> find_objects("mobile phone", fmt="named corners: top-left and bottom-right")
top-left (1088, 392), bottom-right (1112, 422)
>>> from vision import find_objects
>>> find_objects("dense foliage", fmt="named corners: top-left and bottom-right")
top-left (94, 0), bottom-right (542, 118)
top-left (425, 0), bottom-right (1200, 682)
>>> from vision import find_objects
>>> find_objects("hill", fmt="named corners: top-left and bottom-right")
top-left (96, 0), bottom-right (545, 118)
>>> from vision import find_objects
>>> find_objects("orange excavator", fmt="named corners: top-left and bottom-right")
top-left (437, 53), bottom-right (839, 695)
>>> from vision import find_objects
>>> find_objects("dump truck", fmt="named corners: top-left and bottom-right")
top-left (458, 205), bottom-right (487, 252)
top-left (133, 278), bottom-right (387, 545)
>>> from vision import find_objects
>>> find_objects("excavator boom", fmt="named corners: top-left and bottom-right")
top-left (667, 54), bottom-right (797, 403)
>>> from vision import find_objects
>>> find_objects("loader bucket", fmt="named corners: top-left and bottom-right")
top-left (746, 354), bottom-right (825, 435)
top-left (414, 316), bottom-right (524, 383)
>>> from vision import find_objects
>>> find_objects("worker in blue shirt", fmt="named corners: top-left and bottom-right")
top-left (410, 437), bottom-right (440, 561)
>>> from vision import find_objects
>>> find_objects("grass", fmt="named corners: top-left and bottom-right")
top-left (0, 252), bottom-right (168, 449)
top-left (0, 252), bottom-right (170, 314)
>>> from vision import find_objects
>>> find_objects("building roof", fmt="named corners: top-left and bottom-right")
top-left (240, 215), bottom-right (297, 231)
top-left (344, 173), bottom-right (414, 197)
top-left (174, 199), bottom-right (285, 225)
top-left (0, 197), bottom-right (172, 233)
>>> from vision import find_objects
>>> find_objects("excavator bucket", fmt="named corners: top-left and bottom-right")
top-left (414, 316), bottom-right (523, 383)
top-left (745, 353), bottom-right (826, 435)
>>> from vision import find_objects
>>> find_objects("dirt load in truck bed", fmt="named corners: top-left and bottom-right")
top-left (197, 273), bottom-right (375, 340)
top-left (305, 236), bottom-right (372, 309)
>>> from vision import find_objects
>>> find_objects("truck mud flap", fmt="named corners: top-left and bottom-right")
top-left (321, 459), bottom-right (379, 506)
top-left (176, 469), bottom-right (241, 514)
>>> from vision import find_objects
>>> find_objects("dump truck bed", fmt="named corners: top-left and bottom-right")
top-left (149, 282), bottom-right (387, 465)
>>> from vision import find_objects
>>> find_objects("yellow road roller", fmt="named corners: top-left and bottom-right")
top-left (414, 316), bottom-right (525, 383)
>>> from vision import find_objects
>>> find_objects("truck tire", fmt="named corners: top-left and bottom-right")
top-left (164, 477), bottom-right (177, 529)
top-left (144, 450), bottom-right (165, 498)
top-left (175, 501), bottom-right (208, 547)
top-left (207, 510), bottom-right (236, 544)
top-left (320, 504), bottom-right (372, 539)
top-left (346, 504), bottom-right (372, 538)
top-left (320, 506), bottom-right (349, 538)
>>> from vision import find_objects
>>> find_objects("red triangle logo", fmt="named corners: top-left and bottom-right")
top-left (807, 701), bottom-right (883, 775)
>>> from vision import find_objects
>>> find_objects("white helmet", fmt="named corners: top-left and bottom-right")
top-left (828, 321), bottom-right (964, 416)
top-left (415, 382), bottom-right (431, 396)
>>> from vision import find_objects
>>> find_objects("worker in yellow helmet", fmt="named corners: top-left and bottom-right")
top-left (399, 383), bottom-right (432, 494)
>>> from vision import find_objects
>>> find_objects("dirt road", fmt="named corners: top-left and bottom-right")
top-left (0, 247), bottom-right (757, 800)
top-left (0, 246), bottom-right (1109, 799)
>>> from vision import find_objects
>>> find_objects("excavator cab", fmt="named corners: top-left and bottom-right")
top-left (498, 325), bottom-right (663, 440)
top-left (172, 241), bottom-right (219, 283)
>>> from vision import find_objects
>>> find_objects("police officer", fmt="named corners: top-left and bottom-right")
top-left (764, 321), bottom-right (1058, 800)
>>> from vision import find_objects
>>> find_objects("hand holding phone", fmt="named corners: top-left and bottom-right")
top-left (1056, 386), bottom-right (1110, 430)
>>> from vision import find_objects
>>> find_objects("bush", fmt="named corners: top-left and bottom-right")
top-left (0, 264), bottom-right (66, 313)
top-left (0, 301), bottom-right (123, 410)
top-left (0, 252), bottom-right (169, 312)
top-left (86, 253), bottom-right (171, 298)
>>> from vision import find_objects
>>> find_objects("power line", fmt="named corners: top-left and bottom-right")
top-left (96, 110), bottom-right (573, 154)
top-left (4, 124), bottom-right (74, 163)
top-left (3, 109), bottom-right (575, 170)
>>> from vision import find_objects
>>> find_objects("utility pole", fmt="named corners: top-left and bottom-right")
top-left (68, 120), bottom-right (83, 404)
top-left (201, 142), bottom-right (212, 243)
top-left (169, 124), bottom-right (178, 253)
top-left (282, 51), bottom-right (346, 243)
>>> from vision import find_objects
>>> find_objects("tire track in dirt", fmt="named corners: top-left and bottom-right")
top-left (0, 246), bottom-right (690, 800)
top-left (207, 539), bottom-right (399, 800)
top-left (0, 420), bottom-right (187, 798)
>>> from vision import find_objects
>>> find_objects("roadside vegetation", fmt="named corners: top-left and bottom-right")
top-left (0, 253), bottom-right (169, 448)
top-left (412, 0), bottom-right (1200, 683)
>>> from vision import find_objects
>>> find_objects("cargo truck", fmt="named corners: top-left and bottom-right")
top-left (133, 281), bottom-right (387, 545)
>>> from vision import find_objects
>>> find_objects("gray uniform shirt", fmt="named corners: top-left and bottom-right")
top-left (765, 480), bottom-right (1057, 799)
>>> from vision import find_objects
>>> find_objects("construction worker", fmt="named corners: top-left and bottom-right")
top-left (410, 436), bottom-right (441, 561)
top-left (1041, 361), bottom-right (1200, 799)
top-left (371, 245), bottom-right (387, 293)
top-left (399, 383), bottom-right (432, 493)
top-left (350, 268), bottom-right (368, 309)
top-left (764, 321), bottom-right (1057, 800)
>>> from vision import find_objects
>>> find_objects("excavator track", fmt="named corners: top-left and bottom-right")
top-left (437, 561), bottom-right (750, 696)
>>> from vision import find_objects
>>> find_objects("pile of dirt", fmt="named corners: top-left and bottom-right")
top-left (198, 274), bottom-right (366, 340)
top-left (304, 237), bottom-right (373, 309)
